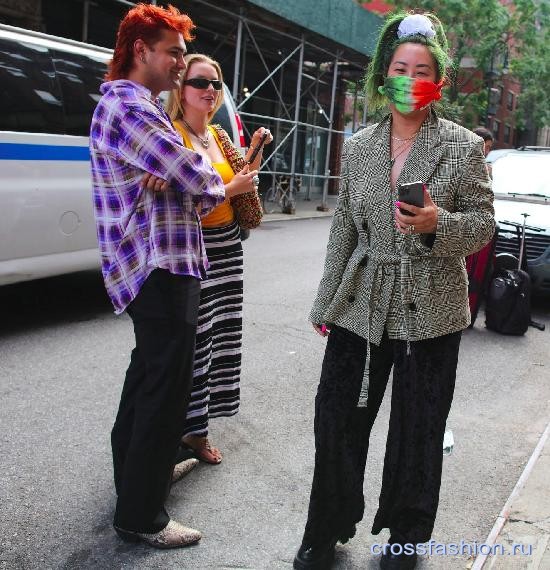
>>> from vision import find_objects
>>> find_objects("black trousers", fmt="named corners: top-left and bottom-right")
top-left (302, 325), bottom-right (461, 548)
top-left (111, 269), bottom-right (201, 533)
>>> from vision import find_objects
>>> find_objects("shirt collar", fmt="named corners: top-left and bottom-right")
top-left (100, 79), bottom-right (155, 101)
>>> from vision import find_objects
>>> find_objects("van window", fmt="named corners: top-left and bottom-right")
top-left (0, 38), bottom-right (64, 133)
top-left (51, 49), bottom-right (106, 136)
top-left (0, 32), bottom-right (239, 144)
top-left (212, 101), bottom-right (232, 139)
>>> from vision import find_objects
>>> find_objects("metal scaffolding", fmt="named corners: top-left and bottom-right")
top-left (92, 0), bottom-right (374, 213)
top-left (184, 0), bottom-right (372, 213)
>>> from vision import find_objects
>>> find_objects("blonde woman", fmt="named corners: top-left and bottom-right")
top-left (165, 54), bottom-right (272, 464)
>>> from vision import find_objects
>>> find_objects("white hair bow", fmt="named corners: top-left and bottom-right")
top-left (397, 14), bottom-right (436, 39)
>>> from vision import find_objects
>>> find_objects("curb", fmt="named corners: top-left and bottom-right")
top-left (472, 421), bottom-right (550, 569)
top-left (261, 211), bottom-right (334, 223)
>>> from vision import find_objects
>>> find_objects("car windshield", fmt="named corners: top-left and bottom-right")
top-left (492, 153), bottom-right (550, 198)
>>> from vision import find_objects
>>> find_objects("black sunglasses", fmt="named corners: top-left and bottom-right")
top-left (183, 78), bottom-right (223, 91)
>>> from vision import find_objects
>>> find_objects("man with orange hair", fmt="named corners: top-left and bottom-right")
top-left (90, 3), bottom-right (225, 548)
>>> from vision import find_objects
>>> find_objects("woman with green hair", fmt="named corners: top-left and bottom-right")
top-left (293, 11), bottom-right (494, 570)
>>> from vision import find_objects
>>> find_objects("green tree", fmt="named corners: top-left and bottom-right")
top-left (508, 0), bottom-right (550, 129)
top-left (385, 0), bottom-right (550, 129)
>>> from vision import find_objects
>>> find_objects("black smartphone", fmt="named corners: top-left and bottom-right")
top-left (398, 181), bottom-right (425, 215)
top-left (247, 131), bottom-right (268, 165)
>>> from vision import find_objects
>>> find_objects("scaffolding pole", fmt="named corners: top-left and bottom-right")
top-left (362, 91), bottom-right (368, 128)
top-left (287, 35), bottom-right (305, 214)
top-left (305, 63), bottom-right (321, 201)
top-left (82, 0), bottom-right (90, 43)
top-left (319, 53), bottom-right (340, 212)
top-left (232, 14), bottom-right (243, 101)
top-left (352, 81), bottom-right (358, 133)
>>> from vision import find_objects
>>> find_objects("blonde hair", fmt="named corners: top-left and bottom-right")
top-left (165, 53), bottom-right (225, 123)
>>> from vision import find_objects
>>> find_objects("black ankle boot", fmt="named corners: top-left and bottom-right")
top-left (293, 525), bottom-right (357, 570)
top-left (379, 545), bottom-right (417, 570)
top-left (293, 539), bottom-right (337, 570)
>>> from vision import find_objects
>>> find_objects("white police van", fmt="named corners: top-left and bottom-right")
top-left (0, 24), bottom-right (245, 286)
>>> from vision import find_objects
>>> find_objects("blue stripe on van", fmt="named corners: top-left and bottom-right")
top-left (0, 143), bottom-right (90, 161)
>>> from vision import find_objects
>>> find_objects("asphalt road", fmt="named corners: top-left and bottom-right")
top-left (1, 217), bottom-right (549, 570)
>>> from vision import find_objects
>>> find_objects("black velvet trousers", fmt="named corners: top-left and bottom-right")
top-left (111, 269), bottom-right (201, 533)
top-left (302, 325), bottom-right (461, 548)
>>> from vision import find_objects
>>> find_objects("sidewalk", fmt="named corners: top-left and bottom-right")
top-left (475, 422), bottom-right (550, 569)
top-left (261, 192), bottom-right (337, 223)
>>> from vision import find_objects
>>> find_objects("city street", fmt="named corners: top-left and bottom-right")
top-left (1, 216), bottom-right (549, 569)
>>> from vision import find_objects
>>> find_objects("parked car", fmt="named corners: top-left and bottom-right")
top-left (491, 147), bottom-right (550, 297)
top-left (0, 23), bottom-right (246, 286)
top-left (486, 148), bottom-right (516, 165)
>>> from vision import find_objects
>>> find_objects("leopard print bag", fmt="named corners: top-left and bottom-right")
top-left (211, 124), bottom-right (263, 229)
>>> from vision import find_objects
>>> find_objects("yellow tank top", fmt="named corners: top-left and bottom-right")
top-left (173, 122), bottom-right (235, 228)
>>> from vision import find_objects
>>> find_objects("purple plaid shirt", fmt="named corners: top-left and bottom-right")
top-left (90, 80), bottom-right (225, 314)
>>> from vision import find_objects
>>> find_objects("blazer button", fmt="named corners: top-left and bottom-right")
top-left (409, 302), bottom-right (416, 311)
top-left (359, 255), bottom-right (368, 267)
top-left (362, 221), bottom-right (368, 231)
top-left (348, 295), bottom-right (356, 303)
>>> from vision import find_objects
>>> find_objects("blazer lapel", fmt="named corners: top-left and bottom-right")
top-left (355, 115), bottom-right (392, 200)
top-left (397, 110), bottom-right (445, 187)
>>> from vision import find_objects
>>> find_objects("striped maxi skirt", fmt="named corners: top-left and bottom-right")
top-left (183, 220), bottom-right (243, 437)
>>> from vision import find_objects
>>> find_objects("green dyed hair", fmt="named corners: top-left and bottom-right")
top-left (365, 11), bottom-right (452, 110)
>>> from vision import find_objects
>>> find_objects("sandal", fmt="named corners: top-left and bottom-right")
top-left (182, 435), bottom-right (223, 465)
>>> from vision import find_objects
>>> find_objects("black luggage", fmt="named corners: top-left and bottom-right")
top-left (485, 212), bottom-right (545, 335)
top-left (485, 268), bottom-right (531, 335)
top-left (485, 213), bottom-right (530, 335)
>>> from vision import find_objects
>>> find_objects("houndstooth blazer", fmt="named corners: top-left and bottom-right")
top-left (310, 111), bottom-right (494, 360)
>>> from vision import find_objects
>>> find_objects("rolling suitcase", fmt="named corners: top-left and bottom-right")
top-left (485, 268), bottom-right (531, 335)
top-left (485, 214), bottom-right (531, 335)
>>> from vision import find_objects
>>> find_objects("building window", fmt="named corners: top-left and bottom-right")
top-left (504, 124), bottom-right (512, 144)
top-left (507, 91), bottom-right (514, 111)
top-left (493, 120), bottom-right (501, 140)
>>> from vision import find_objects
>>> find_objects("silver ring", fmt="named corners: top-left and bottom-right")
top-left (408, 224), bottom-right (415, 233)
top-left (252, 175), bottom-right (260, 185)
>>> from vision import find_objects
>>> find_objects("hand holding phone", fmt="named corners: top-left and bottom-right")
top-left (394, 181), bottom-right (438, 235)
top-left (247, 131), bottom-right (269, 165)
top-left (397, 181), bottom-right (425, 216)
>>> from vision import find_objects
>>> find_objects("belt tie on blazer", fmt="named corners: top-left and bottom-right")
top-left (357, 249), bottom-right (415, 407)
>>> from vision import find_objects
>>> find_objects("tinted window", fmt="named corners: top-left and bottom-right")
top-left (51, 49), bottom-right (106, 136)
top-left (493, 120), bottom-right (501, 139)
top-left (504, 124), bottom-right (511, 144)
top-left (0, 38), bottom-right (64, 133)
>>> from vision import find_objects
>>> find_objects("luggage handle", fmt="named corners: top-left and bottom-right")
top-left (513, 215), bottom-right (545, 333)
top-left (517, 213), bottom-right (529, 270)
top-left (499, 220), bottom-right (544, 233)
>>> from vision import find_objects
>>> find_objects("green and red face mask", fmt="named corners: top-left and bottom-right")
top-left (378, 76), bottom-right (444, 114)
